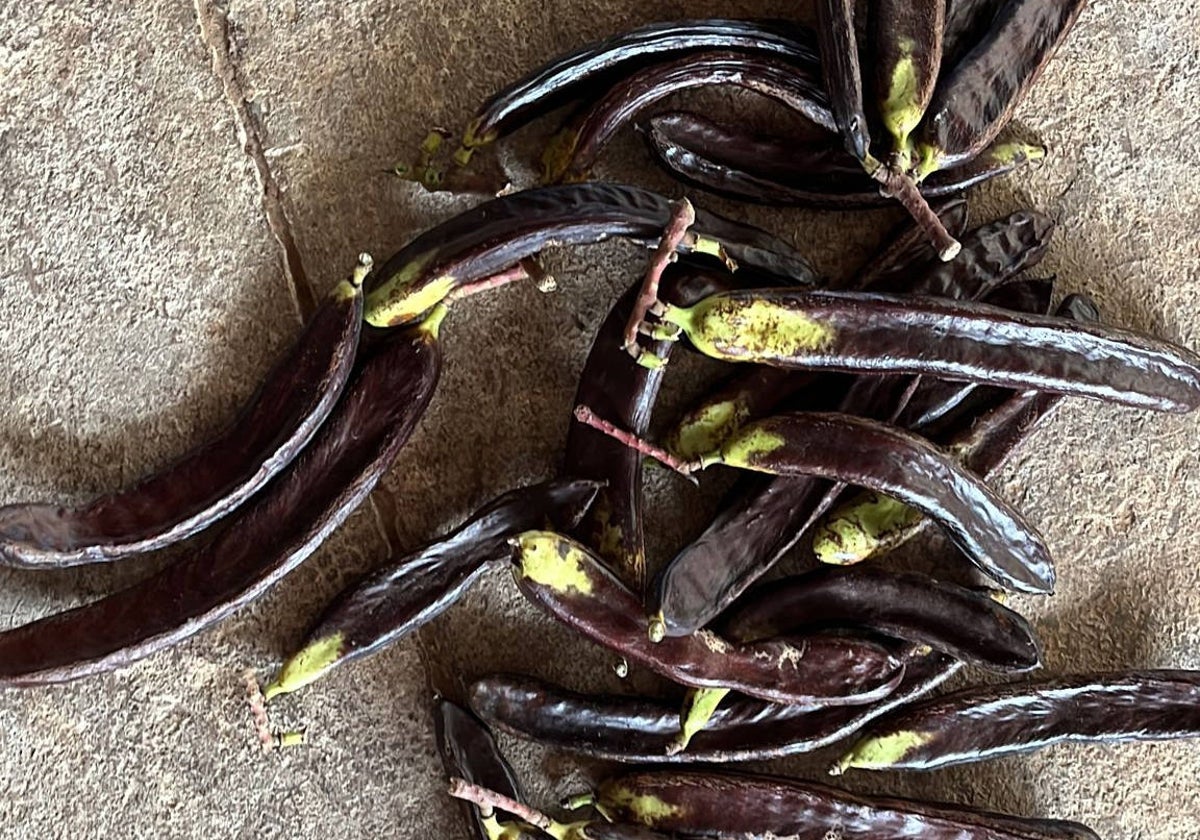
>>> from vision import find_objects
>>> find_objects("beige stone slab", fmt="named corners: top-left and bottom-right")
top-left (1, 0), bottom-right (1198, 838)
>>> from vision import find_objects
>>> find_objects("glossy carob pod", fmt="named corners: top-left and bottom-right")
top-left (722, 566), bottom-right (1040, 671)
top-left (871, 0), bottom-right (944, 164)
top-left (640, 111), bottom-right (1043, 209)
top-left (584, 769), bottom-right (1101, 839)
top-left (0, 311), bottom-right (444, 686)
top-left (266, 479), bottom-right (602, 699)
top-left (836, 669), bottom-right (1200, 773)
top-left (0, 276), bottom-right (364, 568)
top-left (452, 18), bottom-right (820, 161)
top-left (649, 211), bottom-right (1057, 638)
top-left (816, 0), bottom-right (872, 162)
top-left (914, 0), bottom-right (1088, 178)
top-left (646, 289), bottom-right (1200, 412)
top-left (435, 699), bottom-right (528, 840)
top-left (511, 531), bottom-right (904, 706)
top-left (541, 51), bottom-right (832, 184)
top-left (469, 653), bottom-right (960, 763)
top-left (942, 0), bottom-right (1010, 70)
top-left (364, 183), bottom-right (817, 328)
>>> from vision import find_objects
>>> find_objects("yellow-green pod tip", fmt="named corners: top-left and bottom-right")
top-left (418, 303), bottom-right (450, 338)
top-left (912, 145), bottom-right (942, 183)
top-left (364, 265), bottom-right (454, 328)
top-left (648, 614), bottom-right (667, 644)
top-left (832, 729), bottom-right (932, 773)
top-left (598, 785), bottom-right (683, 823)
top-left (461, 117), bottom-right (498, 151)
top-left (516, 531), bottom-right (594, 595)
top-left (540, 129), bottom-right (579, 184)
top-left (719, 426), bottom-right (787, 471)
top-left (670, 400), bottom-right (742, 462)
top-left (669, 687), bottom-right (730, 754)
top-left (264, 632), bottom-right (346, 701)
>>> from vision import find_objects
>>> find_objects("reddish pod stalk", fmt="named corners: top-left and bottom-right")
top-left (622, 198), bottom-right (697, 364)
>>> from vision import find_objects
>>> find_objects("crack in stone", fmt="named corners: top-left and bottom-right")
top-left (192, 0), bottom-right (316, 323)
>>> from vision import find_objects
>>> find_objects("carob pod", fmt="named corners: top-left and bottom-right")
top-left (580, 409), bottom-right (1054, 594)
top-left (0, 310), bottom-right (445, 686)
top-left (871, 0), bottom-right (945, 167)
top-left (0, 272), bottom-right (365, 569)
top-left (469, 653), bottom-right (960, 763)
top-left (640, 111), bottom-right (1043, 208)
top-left (914, 0), bottom-right (1088, 179)
top-left (510, 531), bottom-right (905, 706)
top-left (722, 566), bottom-right (1040, 671)
top-left (540, 51), bottom-right (832, 184)
top-left (836, 669), bottom-right (1200, 773)
top-left (265, 479), bottom-right (602, 699)
top-left (364, 182), bottom-right (817, 328)
top-left (943, 0), bottom-right (1010, 70)
top-left (640, 288), bottom-right (1200, 412)
top-left (449, 18), bottom-right (820, 165)
top-left (813, 293), bottom-right (1097, 565)
top-left (435, 699), bottom-right (528, 840)
top-left (582, 769), bottom-right (1101, 839)
top-left (648, 210), bottom-right (1057, 637)
top-left (815, 0), bottom-right (873, 163)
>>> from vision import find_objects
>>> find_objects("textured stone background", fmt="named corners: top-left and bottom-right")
top-left (1, 1), bottom-right (1198, 837)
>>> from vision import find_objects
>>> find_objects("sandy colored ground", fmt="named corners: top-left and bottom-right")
top-left (1, 1), bottom-right (1198, 837)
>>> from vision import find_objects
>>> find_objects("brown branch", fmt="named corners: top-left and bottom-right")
top-left (573, 405), bottom-right (697, 478)
top-left (623, 198), bottom-right (696, 361)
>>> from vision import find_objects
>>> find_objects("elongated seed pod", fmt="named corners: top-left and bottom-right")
top-left (0, 278), bottom-right (363, 568)
top-left (541, 52), bottom-right (831, 184)
top-left (836, 670), bottom-right (1200, 773)
top-left (456, 19), bottom-right (820, 154)
top-left (0, 312), bottom-right (445, 686)
top-left (722, 566), bottom-right (1040, 670)
top-left (816, 0), bottom-right (872, 162)
top-left (915, 0), bottom-right (1088, 178)
top-left (651, 289), bottom-right (1200, 413)
top-left (511, 531), bottom-right (904, 706)
top-left (266, 479), bottom-right (601, 698)
top-left (871, 0), bottom-right (945, 161)
top-left (590, 769), bottom-right (1101, 839)
top-left (470, 654), bottom-right (960, 763)
top-left (698, 412), bottom-right (1052, 593)
top-left (364, 183), bottom-right (817, 328)
top-left (435, 700), bottom-right (527, 840)
top-left (641, 112), bottom-right (1042, 208)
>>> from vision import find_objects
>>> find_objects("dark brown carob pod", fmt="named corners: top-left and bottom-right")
top-left (435, 700), bottom-right (528, 840)
top-left (835, 670), bottom-right (1200, 773)
top-left (871, 0), bottom-right (945, 167)
top-left (469, 653), bottom-right (960, 763)
top-left (265, 479), bottom-right (601, 699)
top-left (511, 531), bottom-right (905, 706)
top-left (816, 0), bottom-right (873, 164)
top-left (721, 566), bottom-right (1040, 671)
top-left (540, 51), bottom-right (831, 184)
top-left (0, 309), bottom-right (445, 686)
top-left (914, 0), bottom-right (1088, 178)
top-left (0, 268), bottom-right (365, 569)
top-left (448, 18), bottom-right (821, 165)
top-left (583, 769), bottom-right (1101, 839)
top-left (363, 183), bottom-right (817, 328)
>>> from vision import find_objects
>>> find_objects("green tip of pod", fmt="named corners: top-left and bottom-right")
top-left (540, 129), bottom-right (580, 184)
top-left (515, 531), bottom-right (595, 595)
top-left (717, 425), bottom-right (787, 472)
top-left (668, 687), bottom-right (730, 755)
top-left (813, 492), bottom-right (924, 565)
top-left (264, 632), bottom-right (346, 701)
top-left (363, 251), bottom-right (449, 328)
top-left (831, 729), bottom-right (932, 774)
top-left (669, 400), bottom-right (743, 462)
top-left (418, 303), bottom-right (450, 339)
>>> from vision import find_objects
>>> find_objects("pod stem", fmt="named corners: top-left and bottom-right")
top-left (877, 169), bottom-right (961, 261)
top-left (622, 198), bottom-right (696, 365)
top-left (446, 262), bottom-right (533, 302)
top-left (448, 778), bottom-right (556, 833)
top-left (574, 405), bottom-right (699, 480)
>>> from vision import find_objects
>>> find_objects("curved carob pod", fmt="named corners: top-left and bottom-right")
top-left (722, 566), bottom-right (1040, 671)
top-left (639, 288), bottom-right (1200, 413)
top-left (436, 699), bottom-right (528, 840)
top-left (363, 183), bottom-right (817, 328)
top-left (640, 111), bottom-right (1043, 209)
top-left (0, 271), bottom-right (365, 569)
top-left (580, 409), bottom-right (1054, 594)
top-left (815, 0), bottom-right (873, 164)
top-left (835, 670), bottom-right (1200, 773)
top-left (540, 51), bottom-right (832, 184)
top-left (646, 212), bottom-right (1057, 638)
top-left (470, 654), bottom-right (960, 763)
top-left (0, 311), bottom-right (445, 687)
top-left (914, 0), bottom-right (1088, 179)
top-left (510, 531), bottom-right (905, 706)
top-left (579, 769), bottom-right (1101, 840)
top-left (265, 479), bottom-right (602, 699)
top-left (871, 0), bottom-right (944, 167)
top-left (446, 18), bottom-right (820, 167)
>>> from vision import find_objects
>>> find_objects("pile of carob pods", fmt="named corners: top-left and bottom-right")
top-left (3, 1), bottom-right (1199, 837)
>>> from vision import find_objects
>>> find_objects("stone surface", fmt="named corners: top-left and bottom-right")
top-left (1, 0), bottom-right (1198, 837)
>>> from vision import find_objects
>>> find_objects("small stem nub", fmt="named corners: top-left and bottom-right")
top-left (623, 198), bottom-right (696, 365)
top-left (573, 405), bottom-right (698, 478)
